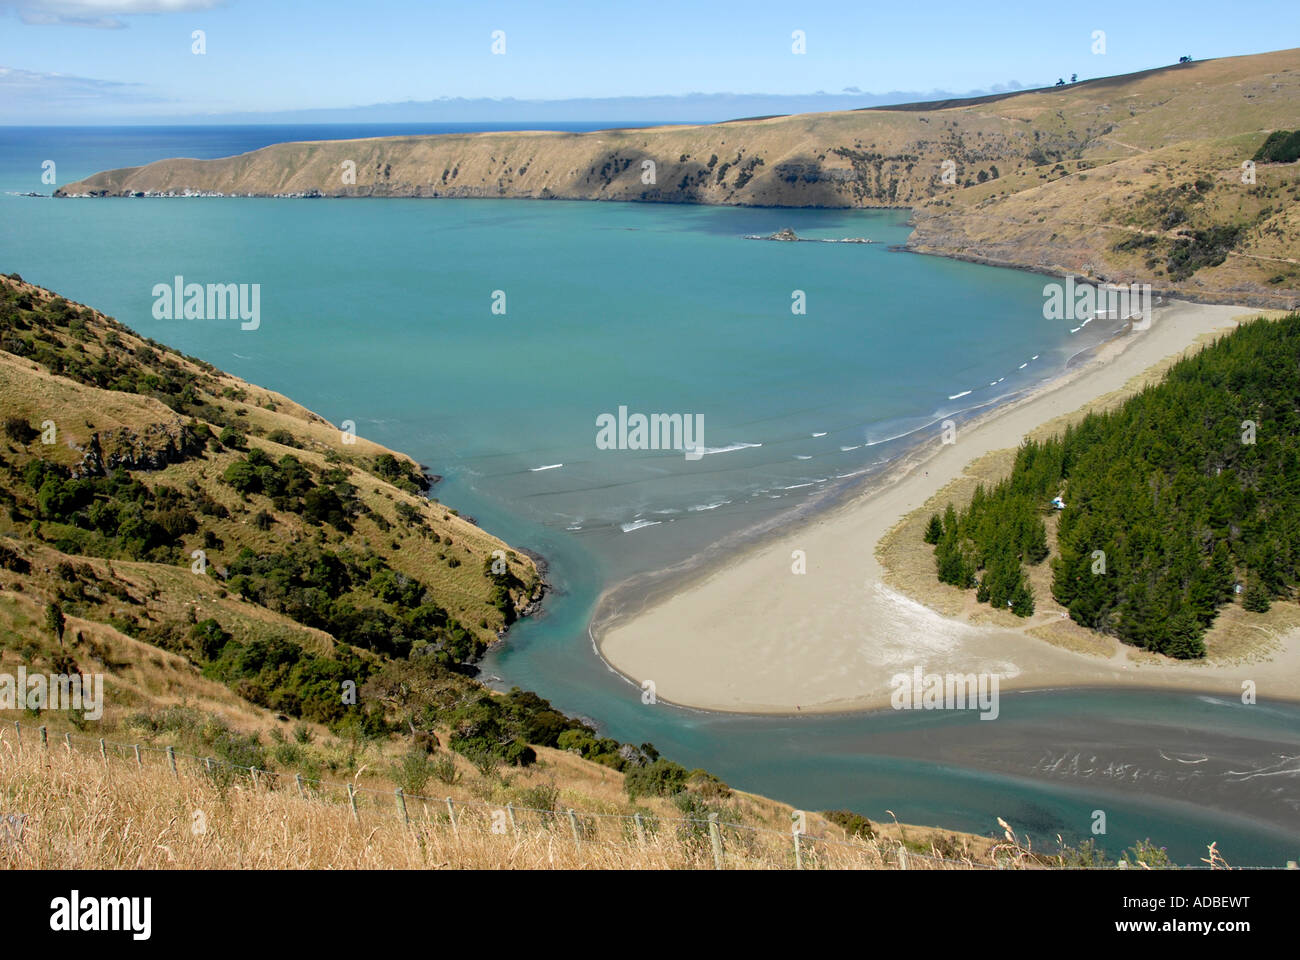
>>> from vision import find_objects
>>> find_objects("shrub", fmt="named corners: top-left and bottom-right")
top-left (390, 745), bottom-right (437, 796)
top-left (1253, 130), bottom-right (1300, 164)
top-left (430, 754), bottom-right (461, 785)
top-left (823, 809), bottom-right (876, 839)
top-left (3, 417), bottom-right (37, 444)
top-left (624, 758), bottom-right (689, 799)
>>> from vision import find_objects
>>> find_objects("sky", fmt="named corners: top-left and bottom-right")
top-left (0, 0), bottom-right (1297, 122)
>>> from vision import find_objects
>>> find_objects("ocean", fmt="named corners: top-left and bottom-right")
top-left (1, 124), bottom-right (1296, 864)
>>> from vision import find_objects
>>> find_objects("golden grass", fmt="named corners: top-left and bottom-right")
top-left (0, 731), bottom-right (998, 870)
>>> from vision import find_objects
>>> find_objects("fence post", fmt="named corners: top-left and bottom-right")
top-left (347, 783), bottom-right (360, 824)
top-left (897, 847), bottom-right (909, 870)
top-left (295, 773), bottom-right (304, 798)
top-left (99, 738), bottom-right (108, 765)
top-left (204, 757), bottom-right (214, 776)
top-left (793, 830), bottom-right (804, 870)
top-left (395, 788), bottom-right (409, 827)
top-left (568, 809), bottom-right (581, 848)
top-left (634, 812), bottom-right (646, 845)
top-left (708, 813), bottom-right (724, 870)
top-left (445, 798), bottom-right (458, 838)
top-left (39, 725), bottom-right (47, 752)
top-left (250, 768), bottom-right (260, 790)
top-left (166, 745), bottom-right (177, 778)
top-left (64, 732), bottom-right (72, 754)
top-left (133, 744), bottom-right (142, 768)
top-left (506, 802), bottom-right (518, 837)
top-left (13, 721), bottom-right (20, 756)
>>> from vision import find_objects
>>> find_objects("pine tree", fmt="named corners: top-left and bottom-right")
top-left (1010, 582), bottom-right (1035, 617)
top-left (923, 513), bottom-right (943, 544)
top-left (1023, 515), bottom-right (1049, 564)
top-left (1242, 578), bottom-right (1271, 613)
top-left (1165, 608), bottom-right (1206, 659)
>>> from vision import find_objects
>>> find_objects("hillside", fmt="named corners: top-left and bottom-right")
top-left (56, 48), bottom-right (1300, 307)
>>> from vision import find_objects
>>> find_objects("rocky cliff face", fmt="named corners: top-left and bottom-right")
top-left (70, 421), bottom-right (209, 479)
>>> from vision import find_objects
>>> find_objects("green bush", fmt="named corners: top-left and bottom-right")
top-left (624, 759), bottom-right (689, 799)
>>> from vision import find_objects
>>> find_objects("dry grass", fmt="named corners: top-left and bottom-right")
top-left (0, 732), bottom-right (996, 870)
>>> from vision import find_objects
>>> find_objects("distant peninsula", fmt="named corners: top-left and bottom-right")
top-left (57, 49), bottom-right (1300, 308)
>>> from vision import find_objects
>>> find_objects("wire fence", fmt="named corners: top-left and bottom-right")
top-left (8, 721), bottom-right (1290, 870)
top-left (1, 720), bottom-right (1007, 870)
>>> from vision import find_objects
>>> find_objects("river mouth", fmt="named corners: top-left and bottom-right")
top-left (4, 135), bottom-right (1296, 865)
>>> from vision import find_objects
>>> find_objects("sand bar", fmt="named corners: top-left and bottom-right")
top-left (598, 300), bottom-right (1300, 713)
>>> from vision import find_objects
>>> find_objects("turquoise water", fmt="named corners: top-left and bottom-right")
top-left (1, 128), bottom-right (1296, 865)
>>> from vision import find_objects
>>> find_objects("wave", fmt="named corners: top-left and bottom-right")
top-left (620, 518), bottom-right (663, 533)
top-left (688, 500), bottom-right (731, 512)
top-left (947, 389), bottom-right (972, 400)
top-left (811, 431), bottom-right (828, 437)
top-left (530, 463), bottom-right (564, 472)
top-left (1018, 362), bottom-right (1028, 369)
top-left (795, 454), bottom-right (812, 460)
top-left (699, 441), bottom-right (762, 456)
top-left (840, 444), bottom-right (861, 451)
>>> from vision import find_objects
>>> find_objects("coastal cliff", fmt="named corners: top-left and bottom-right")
top-left (57, 49), bottom-right (1300, 308)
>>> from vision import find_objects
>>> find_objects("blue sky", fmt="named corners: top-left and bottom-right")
top-left (1, 0), bottom-right (1296, 121)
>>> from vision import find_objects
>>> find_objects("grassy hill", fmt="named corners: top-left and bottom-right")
top-left (57, 48), bottom-right (1300, 307)
top-left (1, 725), bottom-right (1013, 870)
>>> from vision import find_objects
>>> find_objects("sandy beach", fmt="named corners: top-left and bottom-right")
top-left (598, 299), bottom-right (1300, 713)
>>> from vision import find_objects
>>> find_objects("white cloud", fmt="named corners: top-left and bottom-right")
top-left (0, 65), bottom-right (171, 120)
top-left (2, 0), bottom-right (224, 28)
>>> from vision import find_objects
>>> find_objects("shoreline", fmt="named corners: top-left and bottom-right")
top-left (596, 298), bottom-right (1300, 715)
top-left (583, 321), bottom-right (1133, 666)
